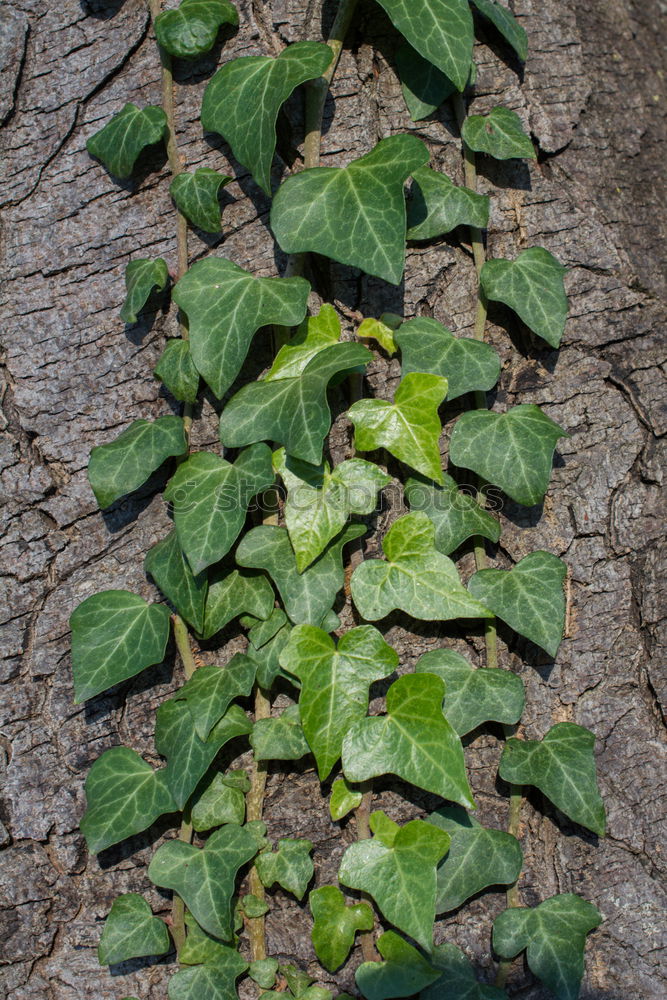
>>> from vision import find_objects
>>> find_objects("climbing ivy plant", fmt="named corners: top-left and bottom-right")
top-left (73, 1), bottom-right (605, 999)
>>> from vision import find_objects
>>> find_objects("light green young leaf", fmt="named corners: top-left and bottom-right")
top-left (255, 838), bottom-right (314, 900)
top-left (480, 247), bottom-right (568, 348)
top-left (357, 315), bottom-right (399, 356)
top-left (428, 806), bottom-right (523, 912)
top-left (174, 654), bottom-right (257, 740)
top-left (350, 512), bottom-right (493, 623)
top-left (236, 523), bottom-right (365, 626)
top-left (407, 168), bottom-right (489, 240)
top-left (120, 258), bottom-right (169, 324)
top-left (202, 568), bottom-right (275, 641)
top-left (191, 773), bottom-right (246, 831)
top-left (265, 304), bottom-right (341, 380)
top-left (356, 931), bottom-right (440, 1000)
top-left (249, 957), bottom-right (280, 989)
top-left (330, 778), bottom-right (363, 821)
top-left (155, 0), bottom-right (238, 59)
top-left (420, 942), bottom-right (507, 1000)
top-left (416, 649), bottom-right (524, 736)
top-left (395, 42), bottom-right (455, 121)
top-left (280, 625), bottom-right (398, 779)
top-left (98, 893), bottom-right (171, 965)
top-left (149, 823), bottom-right (259, 939)
top-left (87, 103), bottom-right (168, 178)
top-left (220, 342), bottom-right (372, 466)
top-left (395, 317), bottom-right (500, 400)
top-left (462, 106), bottom-right (535, 160)
top-left (88, 415), bottom-right (187, 509)
top-left (471, 0), bottom-right (527, 63)
top-left (154, 339), bottom-right (200, 404)
top-left (349, 373), bottom-right (448, 483)
top-left (271, 135), bottom-right (430, 285)
top-left (164, 444), bottom-right (275, 574)
top-left (202, 42), bottom-right (333, 194)
top-left (170, 168), bottom-right (231, 233)
top-left (499, 723), bottom-right (606, 836)
top-left (245, 608), bottom-right (293, 689)
top-left (169, 954), bottom-right (248, 1000)
top-left (276, 450), bottom-right (390, 572)
top-left (173, 257), bottom-right (310, 398)
top-left (493, 895), bottom-right (602, 1000)
top-left (145, 529), bottom-right (207, 634)
top-left (251, 704), bottom-right (311, 762)
top-left (70, 590), bottom-right (170, 703)
top-left (449, 404), bottom-right (567, 506)
top-left (377, 0), bottom-right (474, 92)
top-left (405, 474), bottom-right (500, 556)
top-left (80, 747), bottom-right (176, 854)
top-left (468, 551), bottom-right (567, 656)
top-left (309, 886), bottom-right (374, 973)
top-left (342, 673), bottom-right (475, 808)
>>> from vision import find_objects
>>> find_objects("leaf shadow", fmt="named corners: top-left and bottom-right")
top-left (99, 467), bottom-right (172, 533)
top-left (108, 951), bottom-right (175, 976)
top-left (170, 24), bottom-right (239, 87)
top-left (475, 154), bottom-right (532, 192)
top-left (471, 10), bottom-right (526, 82)
top-left (80, 0), bottom-right (127, 19)
top-left (493, 771), bottom-right (602, 849)
top-left (89, 142), bottom-right (170, 192)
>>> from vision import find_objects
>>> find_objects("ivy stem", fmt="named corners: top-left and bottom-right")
top-left (354, 781), bottom-right (379, 962)
top-left (246, 685), bottom-right (271, 962)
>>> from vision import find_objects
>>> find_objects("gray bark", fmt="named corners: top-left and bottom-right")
top-left (1, 1), bottom-right (665, 997)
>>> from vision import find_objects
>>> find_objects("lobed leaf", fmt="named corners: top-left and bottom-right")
top-left (251, 704), bottom-right (311, 762)
top-left (155, 0), bottom-right (238, 59)
top-left (87, 103), bottom-right (168, 178)
top-left (169, 957), bottom-right (247, 1000)
top-left (145, 529), bottom-right (208, 634)
top-left (480, 247), bottom-right (568, 348)
top-left (170, 167), bottom-right (231, 233)
top-left (98, 893), bottom-right (171, 966)
top-left (461, 106), bottom-right (535, 160)
top-left (395, 42), bottom-right (455, 121)
top-left (179, 911), bottom-right (240, 966)
top-left (249, 957), bottom-right (280, 989)
top-left (471, 0), bottom-right (527, 63)
top-left (407, 167), bottom-right (489, 240)
top-left (394, 317), bottom-right (499, 400)
top-left (377, 0), bottom-right (474, 92)
top-left (174, 654), bottom-right (257, 740)
top-left (120, 258), bottom-right (169, 324)
top-left (265, 304), bottom-right (341, 380)
top-left (309, 886), bottom-right (374, 972)
top-left (154, 339), bottom-right (200, 404)
top-left (420, 941), bottom-right (507, 999)
top-left (255, 838), bottom-right (314, 900)
top-left (201, 567), bottom-right (275, 641)
top-left (405, 474), bottom-right (500, 556)
top-left (356, 931), bottom-right (440, 1000)
top-left (191, 772), bottom-right (246, 831)
top-left (245, 608), bottom-right (293, 689)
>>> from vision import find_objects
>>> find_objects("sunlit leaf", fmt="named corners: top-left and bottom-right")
top-left (145, 529), bottom-right (207, 634)
top-left (201, 568), bottom-right (275, 641)
top-left (395, 317), bottom-right (499, 400)
top-left (461, 106), bottom-right (535, 160)
top-left (480, 247), bottom-right (568, 348)
top-left (251, 704), bottom-right (310, 762)
top-left (155, 0), bottom-right (238, 59)
top-left (395, 42), bottom-right (455, 121)
top-left (87, 103), bottom-right (167, 178)
top-left (405, 474), bottom-right (500, 556)
top-left (154, 339), bottom-right (200, 404)
top-left (471, 0), bottom-right (527, 63)
top-left (407, 168), bottom-right (489, 240)
top-left (309, 886), bottom-right (374, 973)
top-left (357, 315), bottom-right (399, 356)
top-left (174, 654), bottom-right (257, 740)
top-left (120, 258), bottom-right (169, 324)
top-left (265, 304), bottom-right (341, 380)
top-left (191, 772), bottom-right (247, 831)
top-left (356, 931), bottom-right (440, 1000)
top-left (420, 942), bottom-right (507, 999)
top-left (98, 894), bottom-right (170, 965)
top-left (377, 0), bottom-right (474, 92)
top-left (256, 838), bottom-right (314, 900)
top-left (330, 778), bottom-right (363, 821)
top-left (170, 167), bottom-right (231, 233)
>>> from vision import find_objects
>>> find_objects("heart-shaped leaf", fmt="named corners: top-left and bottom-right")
top-left (309, 886), bottom-right (374, 973)
top-left (80, 747), bottom-right (176, 853)
top-left (266, 304), bottom-right (341, 380)
top-left (342, 673), bottom-right (475, 808)
top-left (120, 258), bottom-right (169, 324)
top-left (154, 339), bottom-right (200, 404)
top-left (248, 957), bottom-right (279, 989)
top-left (220, 342), bottom-right (372, 466)
top-left (468, 551), bottom-right (567, 656)
top-left (330, 778), bottom-right (363, 821)
top-left (395, 42), bottom-right (455, 121)
top-left (420, 942), bottom-right (507, 1000)
top-left (405, 474), bottom-right (501, 556)
top-left (173, 257), bottom-right (310, 397)
top-left (174, 654), bottom-right (257, 740)
top-left (255, 838), bottom-right (314, 900)
top-left (88, 415), bottom-right (187, 509)
top-left (70, 590), bottom-right (171, 703)
top-left (98, 893), bottom-right (171, 965)
top-left (357, 931), bottom-right (440, 1000)
top-left (201, 568), bottom-right (275, 641)
top-left (87, 103), bottom-right (168, 178)
top-left (471, 0), bottom-right (527, 63)
top-left (492, 895), bottom-right (602, 1000)
top-left (499, 723), bottom-right (606, 836)
top-left (350, 512), bottom-right (493, 622)
top-left (170, 167), bottom-right (232, 233)
top-left (191, 773), bottom-right (246, 831)
top-left (348, 373), bottom-right (448, 483)
top-left (164, 444), bottom-right (275, 574)
top-left (202, 42), bottom-right (333, 194)
top-left (449, 404), bottom-right (567, 506)
top-left (271, 135), bottom-right (430, 285)
top-left (394, 317), bottom-right (499, 400)
top-left (407, 168), bottom-right (489, 240)
top-left (416, 649), bottom-right (524, 735)
top-left (480, 247), bottom-right (568, 348)
top-left (461, 106), bottom-right (535, 160)
top-left (251, 704), bottom-right (311, 762)
top-left (145, 529), bottom-right (208, 634)
top-left (279, 624), bottom-right (398, 779)
top-left (377, 0), bottom-right (474, 92)
top-left (155, 0), bottom-right (238, 59)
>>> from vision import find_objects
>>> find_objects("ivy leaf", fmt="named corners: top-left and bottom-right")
top-left (480, 247), bottom-right (568, 348)
top-left (499, 724), bottom-right (606, 836)
top-left (405, 474), bottom-right (500, 556)
top-left (251, 704), bottom-right (311, 762)
top-left (415, 649), bottom-right (524, 736)
top-left (342, 673), bottom-right (476, 808)
top-left (155, 0), bottom-right (238, 59)
top-left (80, 747), bottom-right (176, 853)
top-left (145, 529), bottom-right (208, 634)
top-left (356, 931), bottom-right (440, 1000)
top-left (309, 886), bottom-right (374, 973)
top-left (88, 415), bottom-right (187, 509)
top-left (174, 654), bottom-right (257, 741)
top-left (407, 168), bottom-right (489, 241)
top-left (395, 42), bottom-right (455, 121)
top-left (330, 778), bottom-right (363, 821)
top-left (265, 304), bottom-right (341, 380)
top-left (493, 895), bottom-right (602, 1000)
top-left (471, 0), bottom-right (527, 63)
top-left (350, 512), bottom-right (493, 623)
top-left (376, 0), bottom-right (474, 92)
top-left (87, 103), bottom-right (168, 178)
top-left (271, 135), bottom-right (430, 285)
top-left (357, 315), bottom-right (400, 356)
top-left (202, 568), bottom-right (275, 641)
top-left (395, 317), bottom-right (500, 400)
top-left (349, 373), bottom-right (448, 483)
top-left (191, 773), bottom-right (246, 831)
top-left (170, 168), bottom-right (232, 233)
top-left (468, 551), bottom-right (567, 657)
top-left (164, 444), bottom-right (275, 574)
top-left (70, 590), bottom-right (170, 703)
top-left (428, 806), bottom-right (523, 912)
top-left (173, 257), bottom-right (310, 398)
top-left (249, 957), bottom-right (280, 990)
top-left (202, 42), bottom-right (333, 194)
top-left (98, 893), bottom-right (171, 965)
top-left (255, 838), bottom-right (314, 900)
top-left (280, 625), bottom-right (398, 779)
top-left (449, 404), bottom-right (567, 507)
top-left (148, 823), bottom-right (259, 939)
top-left (420, 942), bottom-right (507, 1000)
top-left (221, 342), bottom-right (372, 466)
top-left (169, 954), bottom-right (248, 1000)
top-left (180, 912), bottom-right (238, 966)
top-left (276, 450), bottom-right (390, 572)
top-left (120, 258), bottom-right (169, 324)
top-left (154, 339), bottom-right (200, 404)
top-left (245, 608), bottom-right (293, 689)
top-left (236, 523), bottom-right (365, 626)
top-left (461, 106), bottom-right (535, 160)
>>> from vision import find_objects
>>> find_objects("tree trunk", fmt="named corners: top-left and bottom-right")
top-left (1, 1), bottom-right (665, 997)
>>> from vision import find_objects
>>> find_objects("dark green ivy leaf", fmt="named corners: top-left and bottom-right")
top-left (201, 568), bottom-right (275, 641)
top-left (461, 106), bottom-right (535, 160)
top-left (395, 42), bottom-right (455, 121)
top-left (255, 838), bottom-right (314, 900)
top-left (155, 0), bottom-right (238, 59)
top-left (145, 529), bottom-right (208, 634)
top-left (170, 168), bottom-right (232, 233)
top-left (98, 893), bottom-right (171, 965)
top-left (420, 941), bottom-right (507, 1000)
top-left (191, 772), bottom-right (246, 831)
top-left (174, 654), bottom-right (257, 740)
top-left (356, 931), bottom-right (440, 1000)
top-left (251, 704), bottom-right (311, 762)
top-left (404, 474), bottom-right (500, 557)
top-left (87, 103), bottom-right (168, 178)
top-left (377, 0), bottom-right (474, 92)
top-left (471, 0), bottom-right (527, 63)
top-left (245, 608), bottom-right (293, 689)
top-left (169, 955), bottom-right (248, 1000)
top-left (309, 885), bottom-right (374, 973)
top-left (407, 167), bottom-right (489, 240)
top-left (154, 339), bottom-right (200, 404)
top-left (480, 247), bottom-right (568, 348)
top-left (394, 317), bottom-right (500, 400)
top-left (120, 258), bottom-right (169, 324)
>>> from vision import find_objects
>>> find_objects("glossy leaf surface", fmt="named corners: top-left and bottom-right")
top-left (420, 942), bottom-right (507, 1000)
top-left (462, 106), bottom-right (535, 160)
top-left (407, 168), bottom-right (489, 240)
top-left (376, 0), bottom-right (474, 91)
top-left (120, 258), bottom-right (169, 324)
top-left (251, 704), bottom-right (310, 762)
top-left (256, 838), bottom-right (314, 900)
top-left (154, 339), bottom-right (200, 404)
top-left (175, 654), bottom-right (257, 740)
top-left (356, 931), bottom-right (440, 1000)
top-left (329, 778), bottom-right (363, 821)
top-left (145, 529), bottom-right (207, 634)
top-left (395, 42), bottom-right (455, 120)
top-left (87, 103), bottom-right (167, 178)
top-left (405, 474), bottom-right (500, 556)
top-left (89, 415), bottom-right (187, 509)
top-left (202, 568), bottom-right (275, 641)
top-left (309, 886), bottom-right (374, 972)
top-left (480, 247), bottom-right (568, 348)
top-left (395, 317), bottom-right (499, 400)
top-left (155, 0), bottom-right (238, 59)
top-left (98, 894), bottom-right (170, 965)
top-left (170, 168), bottom-right (231, 233)
top-left (266, 304), bottom-right (341, 380)
top-left (471, 0), bottom-right (527, 62)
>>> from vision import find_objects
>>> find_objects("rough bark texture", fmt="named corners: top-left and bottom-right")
top-left (1, 1), bottom-right (666, 998)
